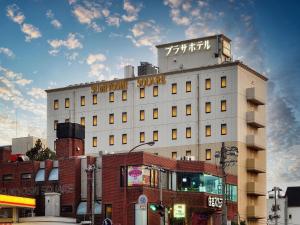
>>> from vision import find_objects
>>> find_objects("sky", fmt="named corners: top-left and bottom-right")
top-left (0, 0), bottom-right (299, 191)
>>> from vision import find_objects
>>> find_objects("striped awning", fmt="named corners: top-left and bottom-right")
top-left (0, 194), bottom-right (35, 208)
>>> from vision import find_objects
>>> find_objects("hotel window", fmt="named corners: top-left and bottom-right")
top-left (206, 149), bottom-right (212, 160)
top-left (221, 100), bottom-right (227, 112)
top-left (186, 127), bottom-right (191, 138)
top-left (221, 76), bottom-right (227, 88)
top-left (80, 117), bottom-right (85, 126)
top-left (221, 124), bottom-right (227, 135)
top-left (122, 112), bottom-right (127, 123)
top-left (93, 94), bottom-right (97, 105)
top-left (153, 86), bottom-right (158, 97)
top-left (153, 108), bottom-right (158, 119)
top-left (54, 120), bottom-right (58, 130)
top-left (93, 115), bottom-right (97, 126)
top-left (205, 102), bottom-right (211, 113)
top-left (3, 174), bottom-right (13, 181)
top-left (205, 78), bottom-right (211, 90)
top-left (172, 152), bottom-right (177, 160)
top-left (172, 83), bottom-right (177, 94)
top-left (65, 118), bottom-right (70, 123)
top-left (65, 98), bottom-right (70, 108)
top-left (153, 130), bottom-right (158, 142)
top-left (92, 137), bottom-right (97, 147)
top-left (109, 135), bottom-right (114, 145)
top-left (186, 81), bottom-right (191, 92)
top-left (80, 96), bottom-right (85, 106)
top-left (140, 132), bottom-right (145, 143)
top-left (122, 90), bottom-right (127, 101)
top-left (172, 106), bottom-right (177, 117)
top-left (172, 129), bottom-right (177, 140)
top-left (109, 114), bottom-right (114, 124)
top-left (140, 110), bottom-right (145, 121)
top-left (54, 99), bottom-right (59, 110)
top-left (122, 134), bottom-right (127, 144)
top-left (186, 150), bottom-right (191, 156)
top-left (205, 125), bottom-right (211, 137)
top-left (109, 92), bottom-right (114, 102)
top-left (140, 88), bottom-right (145, 99)
top-left (186, 104), bottom-right (191, 116)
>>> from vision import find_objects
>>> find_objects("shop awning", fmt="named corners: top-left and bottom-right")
top-left (0, 194), bottom-right (35, 208)
top-left (35, 169), bottom-right (45, 182)
top-left (76, 202), bottom-right (101, 215)
top-left (48, 168), bottom-right (59, 181)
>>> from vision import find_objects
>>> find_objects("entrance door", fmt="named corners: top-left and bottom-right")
top-left (192, 212), bottom-right (208, 225)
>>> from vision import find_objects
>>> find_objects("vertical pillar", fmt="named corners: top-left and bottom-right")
top-left (12, 207), bottom-right (19, 223)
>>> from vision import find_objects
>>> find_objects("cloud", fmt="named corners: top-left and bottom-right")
top-left (0, 66), bottom-right (32, 86)
top-left (65, 52), bottom-right (79, 61)
top-left (127, 21), bottom-right (163, 52)
top-left (27, 88), bottom-right (46, 99)
top-left (6, 4), bottom-right (25, 24)
top-left (86, 53), bottom-right (106, 65)
top-left (48, 33), bottom-right (83, 55)
top-left (46, 10), bottom-right (62, 29)
top-left (163, 0), bottom-right (182, 8)
top-left (21, 23), bottom-right (42, 42)
top-left (122, 0), bottom-right (142, 22)
top-left (73, 4), bottom-right (101, 24)
top-left (51, 19), bottom-right (62, 29)
top-left (0, 48), bottom-right (15, 58)
top-left (106, 15), bottom-right (121, 27)
top-left (170, 9), bottom-right (190, 25)
top-left (102, 9), bottom-right (110, 17)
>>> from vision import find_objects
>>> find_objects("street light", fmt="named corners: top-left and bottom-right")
top-left (123, 141), bottom-right (155, 225)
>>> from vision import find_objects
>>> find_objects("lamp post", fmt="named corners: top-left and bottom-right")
top-left (123, 141), bottom-right (155, 225)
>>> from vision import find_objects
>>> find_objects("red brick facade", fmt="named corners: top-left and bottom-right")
top-left (56, 138), bottom-right (84, 159)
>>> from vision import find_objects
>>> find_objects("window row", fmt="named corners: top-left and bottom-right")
top-left (171, 149), bottom-right (212, 161)
top-left (205, 100), bottom-right (227, 113)
top-left (53, 76), bottom-right (227, 110)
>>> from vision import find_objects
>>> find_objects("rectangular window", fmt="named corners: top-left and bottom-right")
top-left (80, 117), bottom-right (85, 126)
top-left (172, 152), bottom-right (177, 160)
top-left (93, 94), bottom-right (97, 105)
top-left (153, 86), bottom-right (158, 97)
top-left (93, 115), bottom-right (97, 126)
top-left (205, 102), bottom-right (211, 113)
top-left (186, 81), bottom-right (191, 92)
top-left (140, 88), bottom-right (145, 99)
top-left (122, 112), bottom-right (127, 123)
top-left (206, 125), bottom-right (211, 137)
top-left (65, 118), bottom-right (70, 123)
top-left (186, 104), bottom-right (191, 116)
top-left (92, 137), bottom-right (97, 147)
top-left (122, 90), bottom-right (127, 101)
top-left (221, 100), bottom-right (227, 112)
top-left (221, 124), bottom-right (227, 135)
top-left (172, 83), bottom-right (177, 94)
top-left (21, 173), bottom-right (32, 180)
top-left (206, 149), bottom-right (212, 160)
top-left (172, 106), bottom-right (177, 117)
top-left (105, 204), bottom-right (112, 219)
top-left (54, 99), bottom-right (59, 110)
top-left (205, 78), bottom-right (211, 90)
top-left (109, 113), bottom-right (114, 124)
top-left (140, 132), bottom-right (145, 143)
top-left (122, 134), bottom-right (127, 144)
top-left (109, 92), bottom-right (114, 102)
top-left (140, 110), bottom-right (145, 121)
top-left (3, 174), bottom-right (13, 181)
top-left (221, 76), bottom-right (227, 88)
top-left (172, 129), bottom-right (177, 140)
top-left (109, 135), bottom-right (114, 145)
top-left (186, 127), bottom-right (191, 138)
top-left (65, 98), bottom-right (70, 108)
top-left (54, 141), bottom-right (56, 150)
top-left (54, 120), bottom-right (58, 130)
top-left (153, 130), bottom-right (158, 142)
top-left (153, 108), bottom-right (158, 119)
top-left (186, 150), bottom-right (191, 156)
top-left (80, 96), bottom-right (85, 106)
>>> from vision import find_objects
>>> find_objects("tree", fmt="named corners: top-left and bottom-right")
top-left (26, 139), bottom-right (56, 161)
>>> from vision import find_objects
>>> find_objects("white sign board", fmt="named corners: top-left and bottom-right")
top-left (165, 40), bottom-right (211, 56)
top-left (207, 196), bottom-right (223, 208)
top-left (173, 204), bottom-right (186, 218)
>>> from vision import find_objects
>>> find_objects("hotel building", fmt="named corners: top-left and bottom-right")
top-left (46, 34), bottom-right (267, 224)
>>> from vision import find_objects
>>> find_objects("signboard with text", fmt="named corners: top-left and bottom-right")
top-left (173, 204), bottom-right (186, 218)
top-left (207, 196), bottom-right (223, 208)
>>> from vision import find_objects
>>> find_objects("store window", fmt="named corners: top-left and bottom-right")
top-left (80, 96), bottom-right (85, 106)
top-left (227, 184), bottom-right (237, 202)
top-left (140, 88), bottom-right (145, 99)
top-left (153, 86), bottom-right (158, 97)
top-left (65, 98), bottom-right (70, 108)
top-left (172, 106), bottom-right (177, 117)
top-left (172, 83), bottom-right (177, 94)
top-left (93, 94), bottom-right (97, 105)
top-left (122, 90), bottom-right (127, 101)
top-left (186, 81), bottom-right (191, 93)
top-left (54, 99), bottom-right (59, 110)
top-left (109, 92), bottom-right (114, 102)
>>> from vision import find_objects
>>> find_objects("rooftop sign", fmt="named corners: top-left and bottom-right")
top-left (91, 80), bottom-right (128, 93)
top-left (165, 40), bottom-right (211, 56)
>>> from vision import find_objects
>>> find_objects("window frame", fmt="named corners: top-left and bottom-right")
top-left (122, 90), bottom-right (127, 101)
top-left (109, 113), bottom-right (114, 124)
top-left (205, 125), bottom-right (211, 137)
top-left (206, 149), bottom-right (212, 160)
top-left (140, 110), bottom-right (145, 121)
top-left (122, 112), bottom-right (127, 123)
top-left (80, 96), bottom-right (85, 106)
top-left (221, 123), bottom-right (227, 135)
top-left (92, 94), bottom-right (97, 105)
top-left (140, 132), bottom-right (145, 143)
top-left (171, 83), bottom-right (177, 94)
top-left (205, 78), bottom-right (211, 90)
top-left (153, 130), bottom-right (158, 142)
top-left (140, 88), bottom-right (145, 99)
top-left (80, 117), bottom-right (85, 126)
top-left (221, 100), bottom-right (227, 112)
top-left (54, 99), bottom-right (59, 110)
top-left (122, 134), bottom-right (127, 145)
top-left (93, 115), bottom-right (97, 126)
top-left (186, 81), bottom-right (191, 93)
top-left (172, 106), bottom-right (177, 117)
top-left (205, 102), bottom-right (211, 113)
top-left (109, 92), bottom-right (114, 102)
top-left (153, 86), bottom-right (158, 97)
top-left (172, 128), bottom-right (177, 140)
top-left (186, 127), bottom-right (191, 139)
top-left (221, 76), bottom-right (227, 88)
top-left (65, 98), bottom-right (70, 108)
top-left (92, 137), bottom-right (97, 147)
top-left (153, 108), bottom-right (158, 119)
top-left (54, 120), bottom-right (58, 130)
top-left (109, 135), bottom-right (114, 146)
top-left (186, 104), bottom-right (191, 116)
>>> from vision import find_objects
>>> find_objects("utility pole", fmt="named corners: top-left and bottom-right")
top-left (215, 142), bottom-right (238, 225)
top-left (86, 164), bottom-right (99, 225)
top-left (268, 187), bottom-right (282, 225)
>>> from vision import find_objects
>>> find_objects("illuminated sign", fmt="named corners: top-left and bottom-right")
top-left (222, 40), bottom-right (231, 57)
top-left (127, 166), bottom-right (150, 186)
top-left (165, 40), bottom-right (211, 56)
top-left (173, 204), bottom-right (186, 218)
top-left (137, 75), bottom-right (166, 87)
top-left (207, 196), bottom-right (223, 208)
top-left (0, 194), bottom-right (36, 208)
top-left (91, 80), bottom-right (128, 93)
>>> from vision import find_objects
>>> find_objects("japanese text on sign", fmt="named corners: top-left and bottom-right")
top-left (208, 196), bottom-right (223, 208)
top-left (165, 40), bottom-right (211, 56)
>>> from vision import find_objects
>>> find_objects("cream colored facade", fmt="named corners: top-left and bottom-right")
top-left (46, 34), bottom-right (267, 224)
